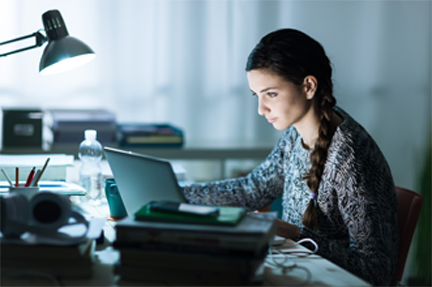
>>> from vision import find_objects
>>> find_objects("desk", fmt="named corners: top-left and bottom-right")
top-left (1, 202), bottom-right (371, 286)
top-left (53, 203), bottom-right (370, 287)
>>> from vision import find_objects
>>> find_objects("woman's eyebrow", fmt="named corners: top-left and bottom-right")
top-left (260, 87), bottom-right (277, 93)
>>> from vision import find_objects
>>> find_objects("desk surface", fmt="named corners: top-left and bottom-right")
top-left (1, 202), bottom-right (370, 286)
top-left (53, 203), bottom-right (370, 287)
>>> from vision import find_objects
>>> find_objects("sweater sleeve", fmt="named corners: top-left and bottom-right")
top-left (298, 139), bottom-right (399, 286)
top-left (181, 129), bottom-right (294, 211)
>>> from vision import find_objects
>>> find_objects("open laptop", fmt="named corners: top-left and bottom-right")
top-left (103, 147), bottom-right (185, 215)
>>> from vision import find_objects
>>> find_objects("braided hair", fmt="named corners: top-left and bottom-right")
top-left (246, 29), bottom-right (336, 230)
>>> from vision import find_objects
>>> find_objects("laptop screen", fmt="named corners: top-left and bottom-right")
top-left (104, 147), bottom-right (185, 215)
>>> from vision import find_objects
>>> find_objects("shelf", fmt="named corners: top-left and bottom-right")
top-left (0, 145), bottom-right (273, 160)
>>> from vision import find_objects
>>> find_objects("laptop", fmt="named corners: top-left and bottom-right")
top-left (103, 147), bottom-right (185, 215)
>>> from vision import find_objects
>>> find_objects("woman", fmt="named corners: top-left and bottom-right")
top-left (181, 28), bottom-right (399, 286)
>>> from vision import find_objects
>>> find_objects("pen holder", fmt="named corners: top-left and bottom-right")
top-left (9, 184), bottom-right (39, 200)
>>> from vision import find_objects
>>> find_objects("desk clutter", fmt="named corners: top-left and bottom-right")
top-left (0, 191), bottom-right (106, 281)
top-left (1, 108), bottom-right (184, 149)
top-left (112, 203), bottom-right (277, 285)
top-left (0, 154), bottom-right (86, 196)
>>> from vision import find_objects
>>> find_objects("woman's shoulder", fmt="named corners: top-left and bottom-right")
top-left (328, 107), bottom-right (390, 171)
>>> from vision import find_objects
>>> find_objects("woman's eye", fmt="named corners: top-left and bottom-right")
top-left (268, 92), bottom-right (277, 98)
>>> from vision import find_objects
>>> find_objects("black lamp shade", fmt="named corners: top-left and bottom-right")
top-left (39, 10), bottom-right (95, 75)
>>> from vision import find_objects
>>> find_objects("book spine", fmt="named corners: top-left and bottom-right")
top-left (118, 249), bottom-right (264, 274)
top-left (114, 264), bottom-right (262, 285)
top-left (115, 228), bottom-right (264, 252)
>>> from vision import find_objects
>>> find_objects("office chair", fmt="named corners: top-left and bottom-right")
top-left (393, 186), bottom-right (424, 283)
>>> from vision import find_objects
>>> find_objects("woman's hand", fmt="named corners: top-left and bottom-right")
top-left (275, 219), bottom-right (300, 239)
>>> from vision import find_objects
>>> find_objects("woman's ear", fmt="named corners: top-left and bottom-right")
top-left (303, 76), bottom-right (318, 100)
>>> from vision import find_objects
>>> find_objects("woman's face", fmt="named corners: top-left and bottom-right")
top-left (247, 69), bottom-right (315, 131)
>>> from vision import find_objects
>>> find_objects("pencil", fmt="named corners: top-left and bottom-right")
top-left (1, 168), bottom-right (14, 187)
top-left (15, 167), bottom-right (19, 187)
top-left (33, 157), bottom-right (50, 186)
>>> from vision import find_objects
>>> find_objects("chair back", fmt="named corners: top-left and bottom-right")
top-left (394, 186), bottom-right (424, 282)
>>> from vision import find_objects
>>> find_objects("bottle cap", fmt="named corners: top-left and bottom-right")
top-left (84, 129), bottom-right (97, 140)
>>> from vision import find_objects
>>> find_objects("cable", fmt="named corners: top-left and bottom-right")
top-left (275, 238), bottom-right (319, 257)
top-left (265, 238), bottom-right (318, 286)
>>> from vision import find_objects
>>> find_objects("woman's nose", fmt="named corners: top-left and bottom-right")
top-left (258, 99), bottom-right (268, 116)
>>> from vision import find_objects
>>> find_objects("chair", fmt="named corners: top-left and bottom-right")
top-left (393, 186), bottom-right (424, 282)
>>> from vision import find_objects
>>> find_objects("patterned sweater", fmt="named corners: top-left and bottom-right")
top-left (182, 107), bottom-right (399, 286)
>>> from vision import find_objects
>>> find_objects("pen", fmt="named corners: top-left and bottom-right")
top-left (15, 167), bottom-right (19, 187)
top-left (29, 169), bottom-right (41, 187)
top-left (33, 157), bottom-right (50, 186)
top-left (1, 168), bottom-right (14, 187)
top-left (25, 167), bottom-right (36, 187)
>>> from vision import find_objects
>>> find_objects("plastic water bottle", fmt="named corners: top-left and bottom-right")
top-left (78, 129), bottom-right (103, 205)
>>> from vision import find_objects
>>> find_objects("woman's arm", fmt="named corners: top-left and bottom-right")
top-left (275, 219), bottom-right (300, 239)
top-left (181, 129), bottom-right (296, 211)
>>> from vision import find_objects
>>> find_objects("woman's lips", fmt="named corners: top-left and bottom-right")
top-left (266, 117), bottom-right (277, 123)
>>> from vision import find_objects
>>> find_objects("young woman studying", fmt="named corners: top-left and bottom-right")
top-left (181, 28), bottom-right (399, 286)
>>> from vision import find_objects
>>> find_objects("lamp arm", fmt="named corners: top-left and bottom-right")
top-left (0, 31), bottom-right (47, 57)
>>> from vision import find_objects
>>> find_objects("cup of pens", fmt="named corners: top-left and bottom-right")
top-left (8, 184), bottom-right (40, 200)
top-left (1, 157), bottom-right (50, 200)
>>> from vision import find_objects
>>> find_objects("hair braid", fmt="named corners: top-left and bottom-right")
top-left (302, 92), bottom-right (336, 230)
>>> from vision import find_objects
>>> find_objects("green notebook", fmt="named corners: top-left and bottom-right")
top-left (134, 202), bottom-right (247, 226)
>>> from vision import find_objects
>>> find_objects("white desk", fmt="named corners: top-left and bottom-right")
top-left (56, 203), bottom-right (371, 287)
top-left (1, 201), bottom-right (370, 286)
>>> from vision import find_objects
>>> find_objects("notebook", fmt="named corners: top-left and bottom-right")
top-left (103, 147), bottom-right (185, 215)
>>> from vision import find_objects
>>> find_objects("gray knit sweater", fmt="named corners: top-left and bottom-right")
top-left (181, 107), bottom-right (399, 286)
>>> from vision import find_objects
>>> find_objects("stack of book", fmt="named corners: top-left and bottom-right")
top-left (0, 238), bottom-right (95, 280)
top-left (113, 205), bottom-right (277, 285)
top-left (117, 123), bottom-right (184, 148)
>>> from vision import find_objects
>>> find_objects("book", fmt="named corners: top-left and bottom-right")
top-left (117, 123), bottom-right (184, 148)
top-left (115, 213), bottom-right (277, 253)
top-left (134, 202), bottom-right (246, 226)
top-left (1, 239), bottom-right (95, 279)
top-left (113, 241), bottom-right (267, 257)
top-left (114, 263), bottom-right (264, 285)
top-left (117, 244), bottom-right (266, 274)
top-left (0, 238), bottom-right (94, 259)
top-left (0, 180), bottom-right (86, 196)
top-left (48, 109), bottom-right (117, 145)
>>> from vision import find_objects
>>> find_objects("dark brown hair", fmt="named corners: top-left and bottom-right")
top-left (246, 29), bottom-right (336, 230)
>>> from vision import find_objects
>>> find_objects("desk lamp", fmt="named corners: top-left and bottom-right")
top-left (0, 9), bottom-right (95, 75)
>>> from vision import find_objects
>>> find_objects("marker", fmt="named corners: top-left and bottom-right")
top-left (25, 167), bottom-right (36, 187)
top-left (1, 168), bottom-right (14, 187)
